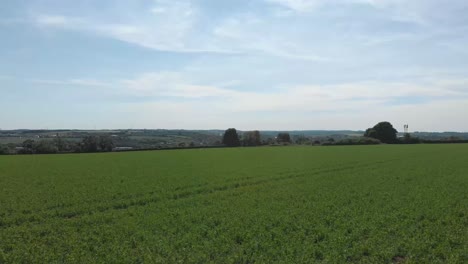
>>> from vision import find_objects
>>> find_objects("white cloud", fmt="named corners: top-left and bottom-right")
top-left (7, 70), bottom-right (468, 131)
top-left (31, 2), bottom-right (329, 60)
top-left (123, 96), bottom-right (468, 131)
top-left (33, 5), bottom-right (186, 52)
top-left (266, 0), bottom-right (468, 27)
top-left (35, 15), bottom-right (86, 28)
top-left (121, 72), bottom-right (239, 98)
top-left (117, 71), bottom-right (468, 115)
top-left (32, 1), bottom-right (241, 54)
top-left (30, 0), bottom-right (468, 64)
top-left (358, 0), bottom-right (468, 26)
top-left (30, 78), bottom-right (110, 87)
top-left (212, 15), bottom-right (331, 61)
top-left (355, 98), bottom-right (468, 132)
top-left (7, 0), bottom-right (468, 131)
top-left (265, 0), bottom-right (323, 12)
top-left (36, 15), bottom-right (69, 26)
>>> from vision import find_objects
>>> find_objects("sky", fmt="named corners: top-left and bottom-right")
top-left (1, 0), bottom-right (468, 132)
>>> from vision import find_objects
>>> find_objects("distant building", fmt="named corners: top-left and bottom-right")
top-left (113, 147), bottom-right (133, 151)
top-left (15, 147), bottom-right (25, 154)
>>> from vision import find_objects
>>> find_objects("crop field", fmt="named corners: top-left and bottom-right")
top-left (0, 145), bottom-right (467, 263)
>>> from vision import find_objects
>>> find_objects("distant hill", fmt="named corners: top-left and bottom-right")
top-left (409, 131), bottom-right (468, 140)
top-left (2, 128), bottom-right (468, 154)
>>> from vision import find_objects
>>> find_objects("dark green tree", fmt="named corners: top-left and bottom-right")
top-left (98, 135), bottom-right (114, 152)
top-left (81, 136), bottom-right (99, 152)
top-left (294, 135), bottom-right (309, 145)
top-left (0, 145), bottom-right (8, 155)
top-left (364, 121), bottom-right (397, 143)
top-left (34, 140), bottom-right (58, 154)
top-left (22, 139), bottom-right (35, 154)
top-left (53, 134), bottom-right (67, 152)
top-left (242, 130), bottom-right (261, 146)
top-left (222, 128), bottom-right (241, 147)
top-left (277, 133), bottom-right (291, 144)
top-left (364, 128), bottom-right (378, 139)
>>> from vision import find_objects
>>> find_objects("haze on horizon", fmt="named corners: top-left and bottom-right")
top-left (1, 0), bottom-right (468, 132)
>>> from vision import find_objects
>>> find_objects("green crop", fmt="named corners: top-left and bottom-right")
top-left (0, 145), bottom-right (467, 263)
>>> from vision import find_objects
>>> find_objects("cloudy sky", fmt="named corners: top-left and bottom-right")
top-left (1, 0), bottom-right (468, 131)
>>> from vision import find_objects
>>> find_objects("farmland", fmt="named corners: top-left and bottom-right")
top-left (0, 145), bottom-right (467, 263)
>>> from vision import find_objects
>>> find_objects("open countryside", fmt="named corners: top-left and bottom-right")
top-left (2, 0), bottom-right (468, 263)
top-left (0, 144), bottom-right (466, 263)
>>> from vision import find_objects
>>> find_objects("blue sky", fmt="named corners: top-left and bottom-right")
top-left (1, 0), bottom-right (468, 131)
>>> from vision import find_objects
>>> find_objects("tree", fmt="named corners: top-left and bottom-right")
top-left (242, 130), bottom-right (261, 146)
top-left (54, 134), bottom-right (67, 152)
top-left (364, 128), bottom-right (378, 139)
top-left (0, 145), bottom-right (8, 155)
top-left (277, 133), bottom-right (291, 144)
top-left (222, 128), bottom-right (241, 147)
top-left (263, 137), bottom-right (275, 145)
top-left (364, 121), bottom-right (397, 143)
top-left (34, 140), bottom-right (58, 154)
top-left (22, 139), bottom-right (35, 154)
top-left (98, 135), bottom-right (114, 152)
top-left (404, 133), bottom-right (411, 142)
top-left (294, 135), bottom-right (309, 145)
top-left (81, 136), bottom-right (98, 152)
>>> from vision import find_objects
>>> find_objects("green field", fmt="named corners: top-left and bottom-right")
top-left (0, 145), bottom-right (467, 263)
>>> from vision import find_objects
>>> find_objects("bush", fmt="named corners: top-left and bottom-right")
top-left (21, 139), bottom-right (35, 154)
top-left (398, 134), bottom-right (421, 144)
top-left (323, 137), bottom-right (381, 146)
top-left (34, 140), bottom-right (58, 154)
top-left (0, 145), bottom-right (9, 155)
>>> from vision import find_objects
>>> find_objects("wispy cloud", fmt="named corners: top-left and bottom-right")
top-left (212, 14), bottom-right (332, 61)
top-left (123, 92), bottom-right (468, 131)
top-left (30, 78), bottom-right (111, 87)
top-left (36, 15), bottom-right (73, 27)
top-left (2, 0), bottom-right (468, 130)
top-left (31, 0), bottom-right (468, 62)
top-left (28, 70), bottom-right (468, 110)
top-left (121, 72), bottom-right (239, 98)
top-left (31, 2), bottom-right (328, 60)
top-left (4, 70), bottom-right (468, 131)
top-left (264, 0), bottom-right (323, 12)
top-left (266, 0), bottom-right (468, 27)
top-left (114, 71), bottom-right (468, 114)
top-left (33, 2), bottom-right (238, 54)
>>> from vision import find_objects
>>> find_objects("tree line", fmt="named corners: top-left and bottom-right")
top-left (223, 121), bottom-right (468, 148)
top-left (2, 135), bottom-right (116, 154)
top-left (1, 121), bottom-right (467, 155)
top-left (222, 128), bottom-right (293, 147)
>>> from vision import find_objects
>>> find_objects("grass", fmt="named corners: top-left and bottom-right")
top-left (0, 145), bottom-right (467, 263)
